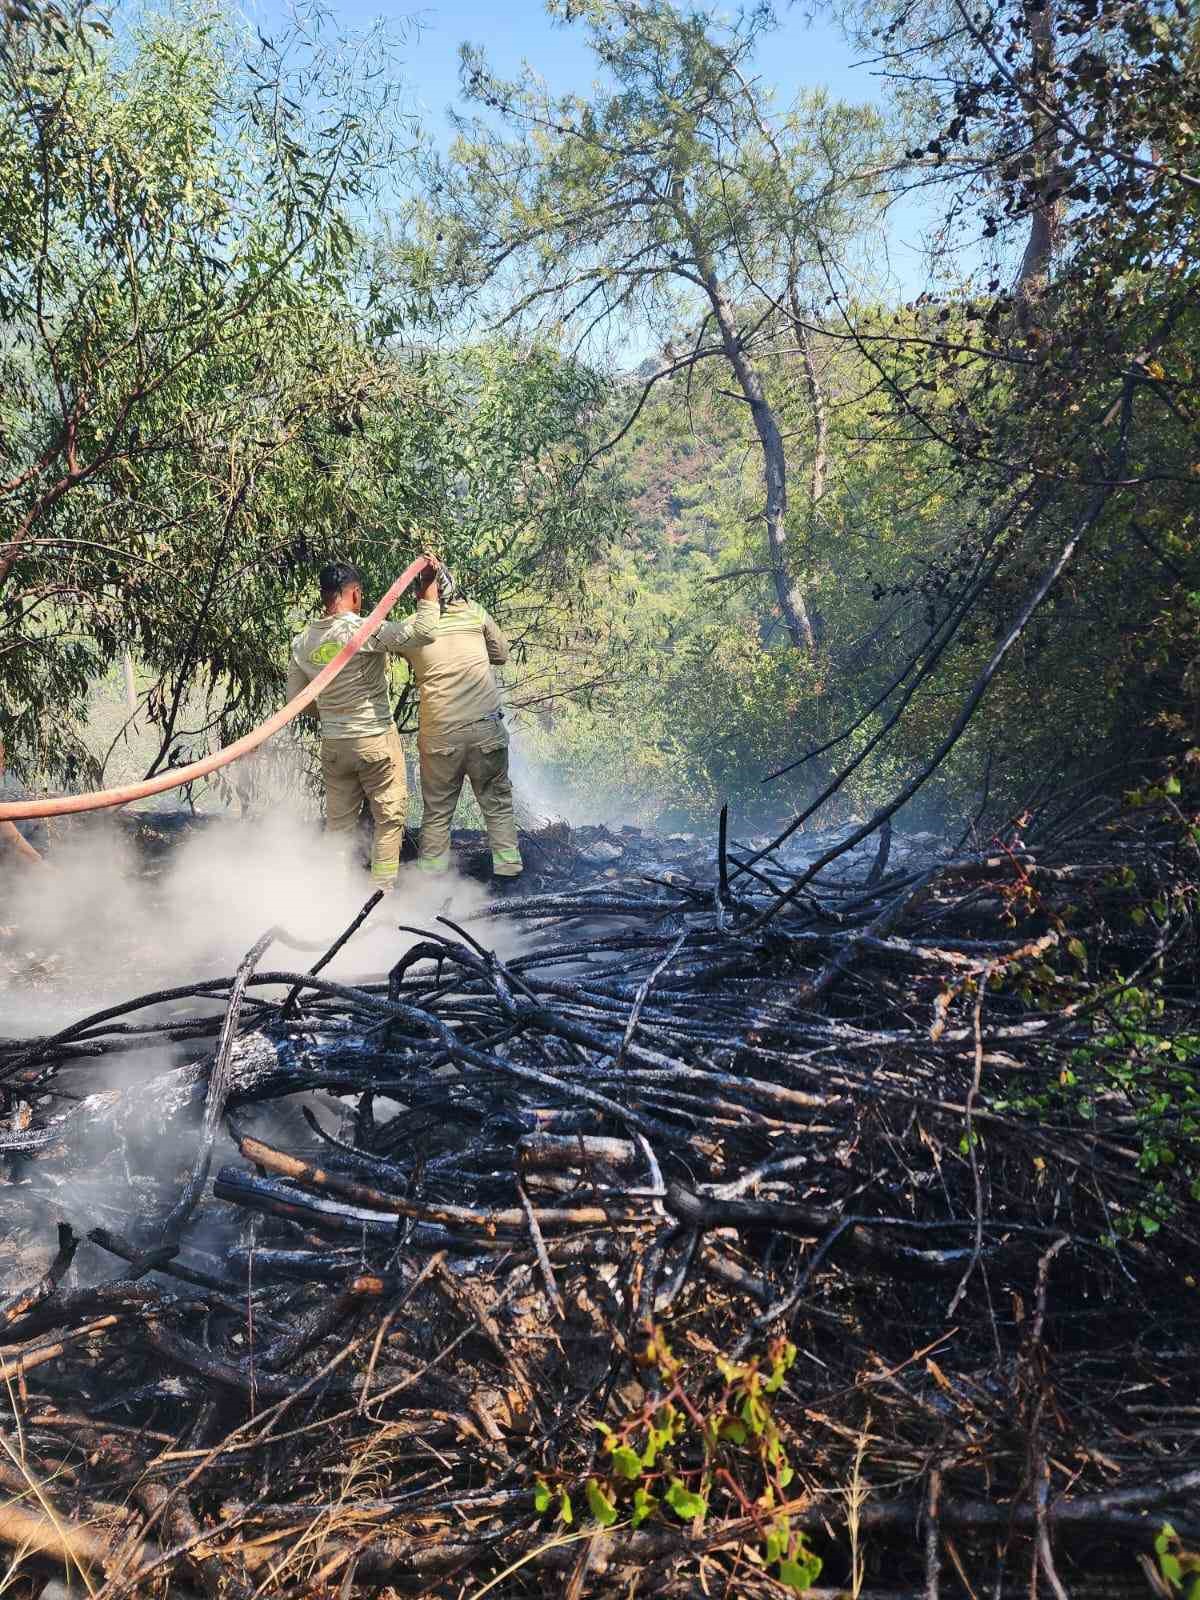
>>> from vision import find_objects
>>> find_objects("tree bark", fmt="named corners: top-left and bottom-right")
top-left (789, 284), bottom-right (829, 651)
top-left (122, 652), bottom-right (138, 713)
top-left (694, 253), bottom-right (815, 653)
top-left (1014, 0), bottom-right (1063, 310)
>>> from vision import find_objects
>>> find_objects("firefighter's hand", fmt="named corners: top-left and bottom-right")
top-left (420, 555), bottom-right (440, 602)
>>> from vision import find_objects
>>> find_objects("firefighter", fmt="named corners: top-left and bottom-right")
top-left (398, 576), bottom-right (524, 891)
top-left (286, 559), bottom-right (441, 890)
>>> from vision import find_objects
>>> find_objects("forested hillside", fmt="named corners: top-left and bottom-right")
top-left (429, 0), bottom-right (1199, 836)
top-left (2, 0), bottom-right (1195, 841)
top-left (521, 331), bottom-right (960, 827)
top-left (524, 280), bottom-right (1199, 830)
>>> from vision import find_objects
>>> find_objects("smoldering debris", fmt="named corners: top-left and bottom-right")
top-left (0, 810), bottom-right (499, 1024)
top-left (0, 810), bottom-right (1197, 1598)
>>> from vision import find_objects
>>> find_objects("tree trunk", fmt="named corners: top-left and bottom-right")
top-left (1014, 0), bottom-right (1062, 311)
top-left (696, 259), bottom-right (815, 653)
top-left (122, 652), bottom-right (138, 714)
top-left (788, 285), bottom-right (829, 648)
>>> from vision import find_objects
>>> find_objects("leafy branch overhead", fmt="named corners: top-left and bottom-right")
top-left (0, 5), bottom-right (620, 780)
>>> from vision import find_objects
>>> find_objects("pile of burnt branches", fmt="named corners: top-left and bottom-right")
top-left (0, 798), bottom-right (1198, 1599)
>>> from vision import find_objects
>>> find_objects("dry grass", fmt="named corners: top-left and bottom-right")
top-left (0, 1382), bottom-right (98, 1599)
top-left (842, 1418), bottom-right (871, 1600)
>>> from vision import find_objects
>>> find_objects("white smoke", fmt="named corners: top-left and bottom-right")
top-left (0, 805), bottom-right (527, 1259)
top-left (0, 808), bottom-right (511, 1040)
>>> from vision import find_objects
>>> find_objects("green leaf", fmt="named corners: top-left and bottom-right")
top-left (533, 1478), bottom-right (552, 1513)
top-left (1161, 1553), bottom-right (1184, 1586)
top-left (611, 1445), bottom-right (642, 1480)
top-left (719, 1417), bottom-right (748, 1445)
top-left (664, 1479), bottom-right (707, 1520)
top-left (741, 1393), bottom-right (768, 1436)
top-left (558, 1489), bottom-right (573, 1526)
top-left (631, 1485), bottom-right (658, 1528)
top-left (764, 1359), bottom-right (789, 1394)
top-left (778, 1553), bottom-right (823, 1590)
top-left (586, 1478), bottom-right (619, 1526)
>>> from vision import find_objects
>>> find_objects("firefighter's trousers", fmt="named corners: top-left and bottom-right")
top-left (320, 728), bottom-right (407, 886)
top-left (417, 716), bottom-right (523, 878)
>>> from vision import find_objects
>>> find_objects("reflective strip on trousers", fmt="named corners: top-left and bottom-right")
top-left (491, 847), bottom-right (523, 877)
top-left (417, 853), bottom-right (450, 873)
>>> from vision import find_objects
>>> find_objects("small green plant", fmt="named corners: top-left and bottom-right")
top-left (979, 810), bottom-right (1200, 1244)
top-left (533, 1330), bottom-right (823, 1593)
top-left (1060, 976), bottom-right (1200, 1238)
top-left (1153, 1523), bottom-right (1200, 1598)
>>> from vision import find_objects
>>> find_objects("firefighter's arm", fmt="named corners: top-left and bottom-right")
top-left (285, 659), bottom-right (309, 702)
top-left (370, 598), bottom-right (439, 653)
top-left (364, 559), bottom-right (441, 654)
top-left (481, 610), bottom-right (509, 665)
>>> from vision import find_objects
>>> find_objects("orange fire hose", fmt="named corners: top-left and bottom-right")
top-left (0, 556), bottom-right (435, 822)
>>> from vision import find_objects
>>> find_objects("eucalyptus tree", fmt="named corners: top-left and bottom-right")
top-left (423, 0), bottom-right (886, 655)
top-left (0, 2), bottom-right (400, 773)
top-left (0, 2), bottom-right (620, 783)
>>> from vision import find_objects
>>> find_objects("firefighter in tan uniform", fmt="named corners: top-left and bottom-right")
top-left (287, 560), bottom-right (440, 889)
top-left (397, 589), bottom-right (524, 887)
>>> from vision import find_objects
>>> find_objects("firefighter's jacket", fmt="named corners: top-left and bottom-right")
top-left (286, 598), bottom-right (440, 740)
top-left (287, 598), bottom-right (508, 742)
top-left (402, 600), bottom-right (509, 739)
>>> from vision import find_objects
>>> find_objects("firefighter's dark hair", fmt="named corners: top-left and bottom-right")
top-left (318, 561), bottom-right (364, 602)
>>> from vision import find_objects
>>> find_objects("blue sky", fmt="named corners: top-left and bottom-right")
top-left (242, 0), bottom-right (946, 334)
top-left (390, 0), bottom-right (882, 128)
top-left (243, 0), bottom-right (888, 125)
top-left (384, 0), bottom-right (944, 295)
